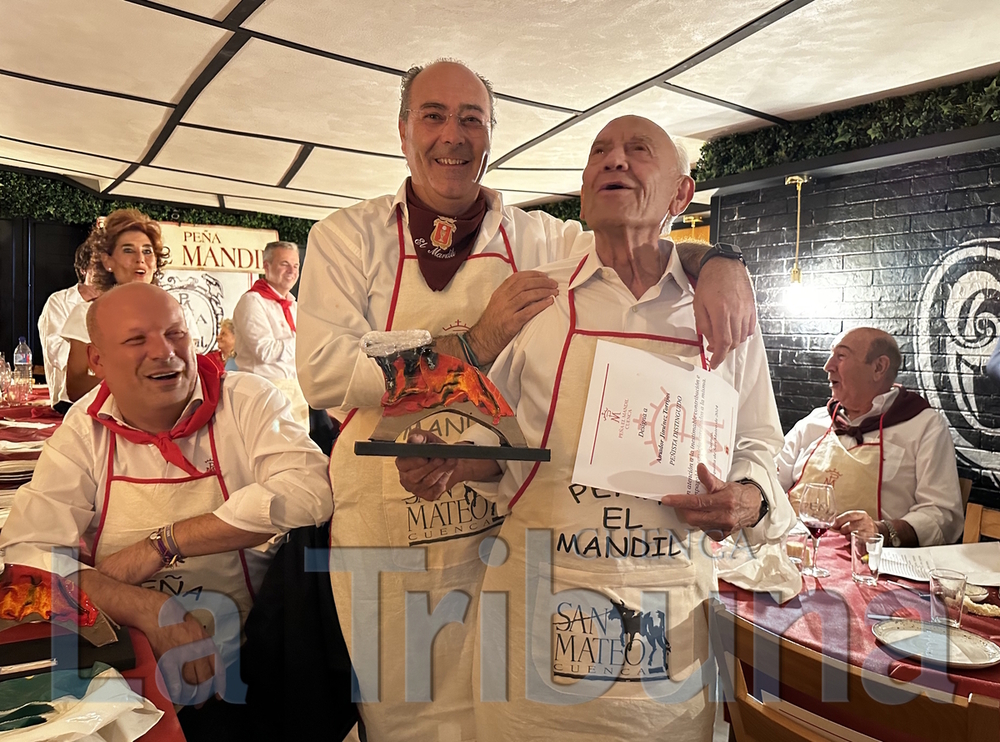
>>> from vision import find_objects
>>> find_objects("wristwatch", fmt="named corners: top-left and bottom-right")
top-left (881, 519), bottom-right (902, 548)
top-left (738, 478), bottom-right (769, 526)
top-left (699, 242), bottom-right (746, 269)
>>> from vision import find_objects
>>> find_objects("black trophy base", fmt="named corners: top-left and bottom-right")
top-left (355, 441), bottom-right (550, 461)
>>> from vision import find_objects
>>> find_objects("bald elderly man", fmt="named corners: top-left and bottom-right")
top-left (777, 327), bottom-right (963, 547)
top-left (0, 283), bottom-right (332, 739)
top-left (397, 115), bottom-right (794, 742)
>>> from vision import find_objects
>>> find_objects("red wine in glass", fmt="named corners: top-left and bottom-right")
top-left (799, 484), bottom-right (837, 578)
top-left (803, 520), bottom-right (830, 539)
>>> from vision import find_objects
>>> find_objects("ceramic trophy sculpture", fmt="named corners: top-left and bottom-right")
top-left (354, 330), bottom-right (549, 461)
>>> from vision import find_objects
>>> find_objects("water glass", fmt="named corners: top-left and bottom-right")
top-left (784, 525), bottom-right (810, 571)
top-left (851, 532), bottom-right (883, 586)
top-left (929, 568), bottom-right (966, 627)
top-left (8, 377), bottom-right (29, 405)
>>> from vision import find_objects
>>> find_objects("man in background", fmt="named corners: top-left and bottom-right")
top-left (777, 327), bottom-right (964, 547)
top-left (233, 241), bottom-right (308, 427)
top-left (37, 238), bottom-right (99, 412)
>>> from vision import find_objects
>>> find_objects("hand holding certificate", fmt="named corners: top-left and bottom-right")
top-left (572, 340), bottom-right (738, 499)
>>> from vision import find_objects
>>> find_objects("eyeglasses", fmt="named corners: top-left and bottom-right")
top-left (405, 107), bottom-right (490, 134)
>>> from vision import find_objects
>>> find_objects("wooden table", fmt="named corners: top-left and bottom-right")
top-left (718, 536), bottom-right (1000, 738)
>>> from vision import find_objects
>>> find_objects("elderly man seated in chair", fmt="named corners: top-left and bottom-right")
top-left (777, 327), bottom-right (963, 547)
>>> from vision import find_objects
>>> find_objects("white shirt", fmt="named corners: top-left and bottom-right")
top-left (0, 371), bottom-right (333, 580)
top-left (776, 388), bottom-right (964, 545)
top-left (297, 181), bottom-right (590, 412)
top-left (487, 242), bottom-right (796, 543)
top-left (60, 299), bottom-right (91, 344)
top-left (233, 289), bottom-right (297, 380)
top-left (38, 285), bottom-right (86, 405)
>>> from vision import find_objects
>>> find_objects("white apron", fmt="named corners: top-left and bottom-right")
top-left (270, 376), bottom-right (310, 429)
top-left (475, 278), bottom-right (716, 742)
top-left (91, 427), bottom-right (256, 661)
top-left (788, 404), bottom-right (883, 519)
top-left (329, 207), bottom-right (515, 742)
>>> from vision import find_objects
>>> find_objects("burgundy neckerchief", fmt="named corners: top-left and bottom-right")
top-left (87, 354), bottom-right (222, 476)
top-left (405, 179), bottom-right (487, 291)
top-left (249, 278), bottom-right (295, 333)
top-left (827, 386), bottom-right (931, 445)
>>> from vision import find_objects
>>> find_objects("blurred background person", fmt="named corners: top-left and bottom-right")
top-left (37, 236), bottom-right (99, 413)
top-left (206, 318), bottom-right (239, 373)
top-left (61, 209), bottom-right (171, 402)
top-left (233, 241), bottom-right (308, 427)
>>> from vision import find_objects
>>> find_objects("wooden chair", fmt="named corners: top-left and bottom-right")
top-left (959, 478), bottom-right (973, 511)
top-left (963, 502), bottom-right (1000, 543)
top-left (709, 600), bottom-right (1000, 742)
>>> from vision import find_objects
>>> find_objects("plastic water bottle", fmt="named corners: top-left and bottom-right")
top-left (12, 337), bottom-right (32, 402)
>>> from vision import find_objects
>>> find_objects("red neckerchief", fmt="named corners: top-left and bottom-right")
top-left (249, 278), bottom-right (296, 333)
top-left (87, 354), bottom-right (221, 476)
top-left (405, 179), bottom-right (487, 291)
top-left (827, 386), bottom-right (930, 445)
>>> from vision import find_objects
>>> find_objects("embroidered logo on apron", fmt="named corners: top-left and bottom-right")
top-left (401, 484), bottom-right (503, 546)
top-left (552, 597), bottom-right (671, 682)
top-left (430, 216), bottom-right (458, 257)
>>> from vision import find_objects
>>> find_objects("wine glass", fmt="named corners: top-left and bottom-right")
top-left (799, 483), bottom-right (837, 578)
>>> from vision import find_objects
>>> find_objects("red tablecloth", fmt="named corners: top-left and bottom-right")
top-left (0, 387), bottom-right (60, 491)
top-left (719, 536), bottom-right (1000, 702)
top-left (0, 622), bottom-right (184, 740)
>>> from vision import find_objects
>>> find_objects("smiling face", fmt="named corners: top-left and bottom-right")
top-left (823, 328), bottom-right (884, 416)
top-left (263, 247), bottom-right (300, 296)
top-left (399, 61), bottom-right (491, 216)
top-left (579, 116), bottom-right (694, 233)
top-left (88, 283), bottom-right (197, 432)
top-left (101, 229), bottom-right (157, 286)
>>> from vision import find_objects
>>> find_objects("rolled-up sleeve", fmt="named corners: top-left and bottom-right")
top-left (212, 377), bottom-right (332, 532)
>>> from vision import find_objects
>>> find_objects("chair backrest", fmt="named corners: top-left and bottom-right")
top-left (963, 502), bottom-right (1000, 543)
top-left (709, 600), bottom-right (1000, 742)
top-left (959, 478), bottom-right (973, 510)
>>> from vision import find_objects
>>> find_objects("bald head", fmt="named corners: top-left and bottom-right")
top-left (824, 326), bottom-right (901, 417)
top-left (844, 327), bottom-right (902, 384)
top-left (85, 282), bottom-right (197, 433)
top-left (86, 282), bottom-right (184, 348)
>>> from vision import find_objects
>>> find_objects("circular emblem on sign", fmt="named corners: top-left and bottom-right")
top-left (160, 272), bottom-right (225, 354)
top-left (914, 239), bottom-right (1000, 472)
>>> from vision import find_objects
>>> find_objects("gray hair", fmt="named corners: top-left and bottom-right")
top-left (219, 317), bottom-right (235, 335)
top-left (263, 241), bottom-right (298, 263)
top-left (399, 59), bottom-right (497, 128)
top-left (672, 138), bottom-right (691, 177)
top-left (864, 331), bottom-right (902, 383)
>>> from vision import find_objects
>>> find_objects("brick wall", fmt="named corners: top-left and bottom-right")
top-left (714, 148), bottom-right (1000, 505)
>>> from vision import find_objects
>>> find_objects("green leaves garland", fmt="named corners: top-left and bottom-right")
top-left (693, 73), bottom-right (1000, 182)
top-left (0, 170), bottom-right (315, 244)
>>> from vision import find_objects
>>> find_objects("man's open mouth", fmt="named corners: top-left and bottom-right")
top-left (436, 158), bottom-right (468, 166)
top-left (148, 371), bottom-right (181, 381)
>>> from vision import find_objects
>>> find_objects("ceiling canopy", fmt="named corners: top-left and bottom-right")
top-left (2, 0), bottom-right (998, 221)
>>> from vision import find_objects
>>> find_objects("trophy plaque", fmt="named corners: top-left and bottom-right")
top-left (353, 330), bottom-right (550, 461)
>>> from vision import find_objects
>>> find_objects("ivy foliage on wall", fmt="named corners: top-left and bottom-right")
top-left (693, 73), bottom-right (1000, 181)
top-left (526, 197), bottom-right (582, 224)
top-left (0, 170), bottom-right (315, 244)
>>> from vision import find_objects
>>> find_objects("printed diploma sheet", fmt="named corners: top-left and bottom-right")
top-left (572, 340), bottom-right (739, 500)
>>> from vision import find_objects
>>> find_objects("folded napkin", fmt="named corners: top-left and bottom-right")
top-left (0, 421), bottom-right (56, 430)
top-left (715, 540), bottom-right (803, 604)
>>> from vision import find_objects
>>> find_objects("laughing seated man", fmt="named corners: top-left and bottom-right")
top-left (777, 327), bottom-right (963, 547)
top-left (396, 115), bottom-right (795, 742)
top-left (0, 282), bottom-right (332, 741)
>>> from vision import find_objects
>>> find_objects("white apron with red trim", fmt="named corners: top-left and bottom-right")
top-left (474, 289), bottom-right (716, 742)
top-left (788, 408), bottom-right (882, 519)
top-left (92, 428), bottom-right (256, 652)
top-left (328, 209), bottom-right (515, 741)
top-left (270, 376), bottom-right (310, 428)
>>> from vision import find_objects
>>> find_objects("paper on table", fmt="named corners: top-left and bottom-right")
top-left (879, 542), bottom-right (1000, 585)
top-left (0, 420), bottom-right (56, 430)
top-left (572, 340), bottom-right (738, 500)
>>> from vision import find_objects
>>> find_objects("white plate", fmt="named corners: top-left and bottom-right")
top-left (873, 619), bottom-right (1000, 669)
top-left (966, 584), bottom-right (990, 602)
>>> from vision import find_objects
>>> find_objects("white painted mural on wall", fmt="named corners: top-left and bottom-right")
top-left (915, 238), bottom-right (1000, 478)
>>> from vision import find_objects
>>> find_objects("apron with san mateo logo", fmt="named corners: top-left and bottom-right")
top-left (91, 427), bottom-right (256, 654)
top-left (328, 205), bottom-right (514, 741)
top-left (475, 261), bottom-right (716, 742)
top-left (788, 404), bottom-right (884, 519)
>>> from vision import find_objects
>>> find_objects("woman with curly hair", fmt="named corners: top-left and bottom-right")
top-left (61, 209), bottom-right (173, 402)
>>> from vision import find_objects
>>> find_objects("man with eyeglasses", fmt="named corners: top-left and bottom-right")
top-left (295, 60), bottom-right (757, 741)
